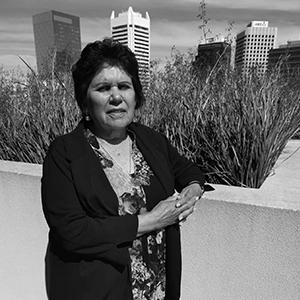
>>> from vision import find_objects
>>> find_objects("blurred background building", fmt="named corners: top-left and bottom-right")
top-left (193, 36), bottom-right (231, 76)
top-left (235, 21), bottom-right (277, 74)
top-left (110, 7), bottom-right (150, 84)
top-left (268, 40), bottom-right (300, 78)
top-left (32, 10), bottom-right (81, 75)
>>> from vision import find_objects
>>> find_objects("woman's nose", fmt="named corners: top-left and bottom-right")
top-left (109, 88), bottom-right (122, 105)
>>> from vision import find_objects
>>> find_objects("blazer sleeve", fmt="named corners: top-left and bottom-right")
top-left (41, 138), bottom-right (138, 266)
top-left (163, 135), bottom-right (205, 192)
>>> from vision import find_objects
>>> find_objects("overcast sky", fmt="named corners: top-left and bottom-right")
top-left (0, 0), bottom-right (300, 70)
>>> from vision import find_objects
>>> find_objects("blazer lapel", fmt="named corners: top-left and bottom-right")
top-left (67, 122), bottom-right (119, 216)
top-left (132, 126), bottom-right (175, 202)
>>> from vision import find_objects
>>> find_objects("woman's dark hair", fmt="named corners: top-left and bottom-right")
top-left (72, 38), bottom-right (145, 110)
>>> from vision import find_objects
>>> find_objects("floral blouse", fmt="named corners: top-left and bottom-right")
top-left (84, 128), bottom-right (166, 300)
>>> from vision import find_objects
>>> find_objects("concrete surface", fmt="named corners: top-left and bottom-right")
top-left (0, 161), bottom-right (47, 300)
top-left (260, 140), bottom-right (300, 206)
top-left (180, 140), bottom-right (300, 300)
top-left (0, 140), bottom-right (299, 300)
top-left (180, 198), bottom-right (300, 300)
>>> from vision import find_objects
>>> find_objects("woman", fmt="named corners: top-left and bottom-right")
top-left (41, 38), bottom-right (205, 300)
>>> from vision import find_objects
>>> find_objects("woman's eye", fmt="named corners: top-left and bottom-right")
top-left (97, 85), bottom-right (110, 92)
top-left (100, 85), bottom-right (110, 92)
top-left (119, 84), bottom-right (130, 90)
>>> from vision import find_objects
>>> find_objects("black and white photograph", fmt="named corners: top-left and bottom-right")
top-left (0, 0), bottom-right (300, 299)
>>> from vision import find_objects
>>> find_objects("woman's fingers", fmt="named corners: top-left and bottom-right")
top-left (149, 193), bottom-right (199, 230)
top-left (138, 194), bottom-right (198, 235)
top-left (179, 205), bottom-right (194, 218)
top-left (176, 183), bottom-right (203, 207)
top-left (177, 196), bottom-right (199, 224)
top-left (177, 195), bottom-right (198, 212)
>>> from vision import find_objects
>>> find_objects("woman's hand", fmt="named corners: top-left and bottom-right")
top-left (137, 191), bottom-right (198, 236)
top-left (175, 183), bottom-right (204, 222)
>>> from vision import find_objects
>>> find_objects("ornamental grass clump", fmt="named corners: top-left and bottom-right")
top-left (0, 51), bottom-right (299, 188)
top-left (138, 50), bottom-right (300, 188)
top-left (0, 68), bottom-right (80, 163)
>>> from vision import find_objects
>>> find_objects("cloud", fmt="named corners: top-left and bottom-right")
top-left (152, 21), bottom-right (200, 47)
top-left (206, 6), bottom-right (300, 25)
top-left (0, 17), bottom-right (34, 57)
top-left (0, 0), bottom-right (142, 18)
top-left (80, 17), bottom-right (110, 46)
top-left (150, 20), bottom-right (201, 59)
top-left (206, 0), bottom-right (300, 11)
top-left (1, 0), bottom-right (299, 20)
top-left (0, 0), bottom-right (299, 63)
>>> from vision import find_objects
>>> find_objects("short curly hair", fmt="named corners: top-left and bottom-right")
top-left (72, 38), bottom-right (145, 111)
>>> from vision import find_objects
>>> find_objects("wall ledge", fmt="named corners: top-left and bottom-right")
top-left (0, 160), bottom-right (42, 177)
top-left (204, 183), bottom-right (300, 211)
top-left (0, 140), bottom-right (299, 211)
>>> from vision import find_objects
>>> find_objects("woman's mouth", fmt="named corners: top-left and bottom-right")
top-left (106, 109), bottom-right (126, 117)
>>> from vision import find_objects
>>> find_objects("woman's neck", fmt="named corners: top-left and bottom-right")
top-left (88, 123), bottom-right (127, 144)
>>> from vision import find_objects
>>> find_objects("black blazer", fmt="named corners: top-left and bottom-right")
top-left (41, 121), bottom-right (204, 300)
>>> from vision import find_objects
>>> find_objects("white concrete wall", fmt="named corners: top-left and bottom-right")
top-left (181, 194), bottom-right (300, 300)
top-left (180, 140), bottom-right (300, 300)
top-left (0, 141), bottom-right (299, 300)
top-left (0, 161), bottom-right (47, 300)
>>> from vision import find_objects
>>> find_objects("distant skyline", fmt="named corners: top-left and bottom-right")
top-left (0, 0), bottom-right (300, 71)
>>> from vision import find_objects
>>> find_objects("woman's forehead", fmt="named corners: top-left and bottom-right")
top-left (91, 65), bottom-right (132, 84)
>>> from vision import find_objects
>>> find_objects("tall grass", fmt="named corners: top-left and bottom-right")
top-left (0, 68), bottom-right (80, 163)
top-left (0, 51), bottom-right (299, 187)
top-left (138, 50), bottom-right (300, 187)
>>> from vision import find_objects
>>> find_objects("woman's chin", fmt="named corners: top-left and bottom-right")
top-left (105, 118), bottom-right (132, 131)
top-left (106, 115), bottom-right (133, 128)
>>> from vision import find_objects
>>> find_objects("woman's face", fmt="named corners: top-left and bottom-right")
top-left (86, 65), bottom-right (136, 136)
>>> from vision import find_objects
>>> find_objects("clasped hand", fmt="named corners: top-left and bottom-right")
top-left (138, 183), bottom-right (203, 236)
top-left (175, 183), bottom-right (203, 224)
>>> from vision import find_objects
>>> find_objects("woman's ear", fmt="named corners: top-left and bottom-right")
top-left (84, 112), bottom-right (91, 122)
top-left (82, 103), bottom-right (91, 122)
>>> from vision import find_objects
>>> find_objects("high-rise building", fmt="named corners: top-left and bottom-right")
top-left (235, 21), bottom-right (277, 74)
top-left (110, 7), bottom-right (150, 82)
top-left (268, 40), bottom-right (300, 77)
top-left (33, 10), bottom-right (81, 75)
top-left (193, 36), bottom-right (231, 76)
